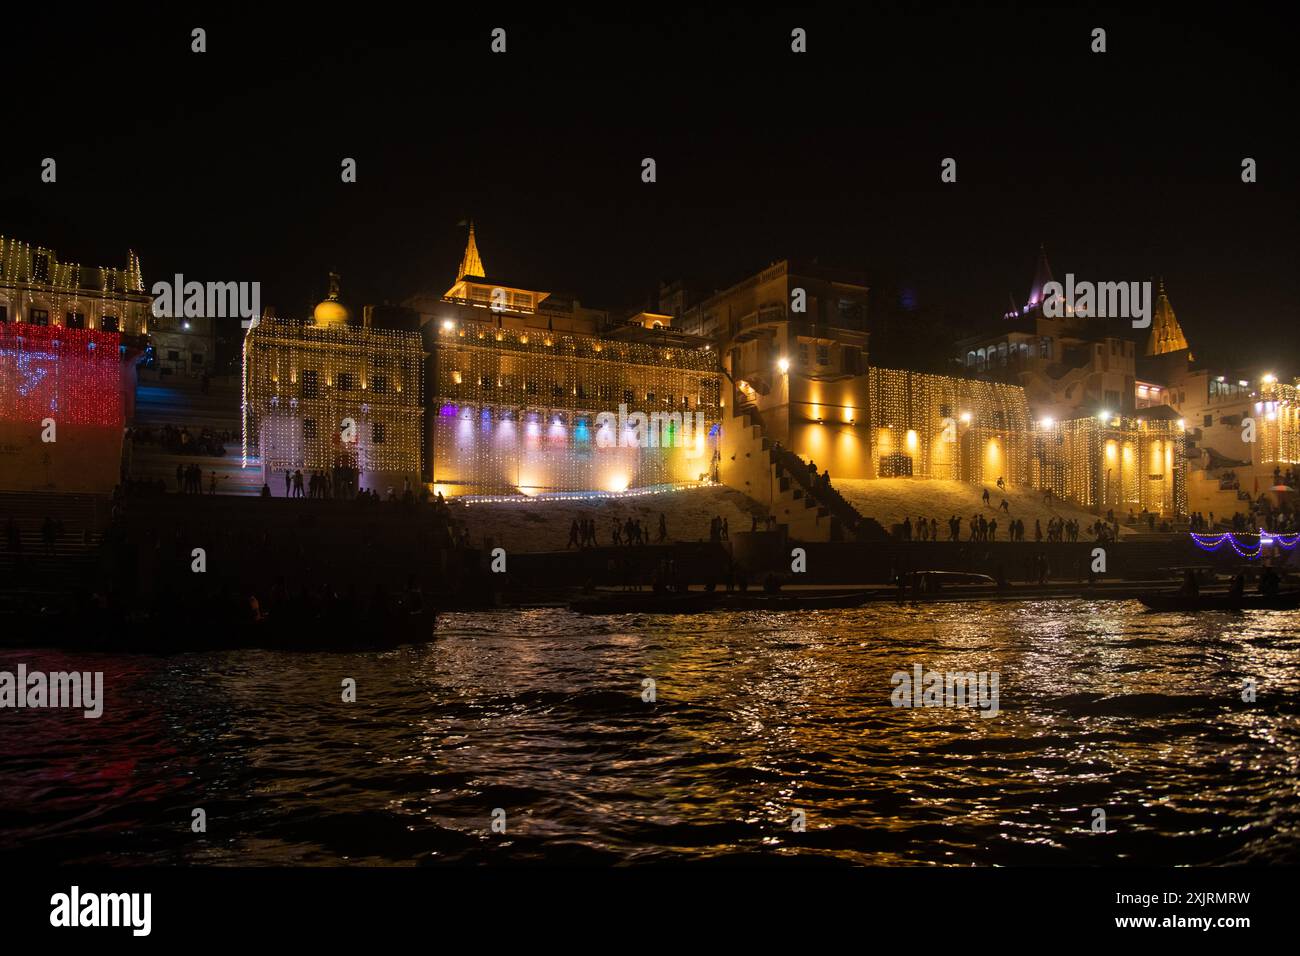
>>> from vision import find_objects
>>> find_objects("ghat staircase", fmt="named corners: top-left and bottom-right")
top-left (722, 404), bottom-right (886, 542)
top-left (126, 378), bottom-right (264, 495)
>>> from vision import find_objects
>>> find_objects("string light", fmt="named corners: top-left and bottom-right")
top-left (1258, 377), bottom-right (1300, 465)
top-left (867, 367), bottom-right (1031, 484)
top-left (242, 318), bottom-right (424, 483)
top-left (0, 236), bottom-right (150, 335)
top-left (1032, 415), bottom-right (1186, 514)
top-left (1190, 531), bottom-right (1299, 559)
top-left (0, 322), bottom-right (123, 426)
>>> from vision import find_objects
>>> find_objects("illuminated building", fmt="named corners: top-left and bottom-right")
top-left (0, 322), bottom-right (128, 492)
top-left (0, 237), bottom-right (152, 492)
top-left (1135, 285), bottom-right (1298, 513)
top-left (232, 233), bottom-right (1200, 521)
top-left (1258, 376), bottom-right (1300, 466)
top-left (0, 236), bottom-right (150, 335)
top-left (954, 246), bottom-right (1139, 422)
top-left (668, 253), bottom-right (1187, 533)
top-left (411, 226), bottom-right (721, 495)
top-left (241, 276), bottom-right (425, 493)
top-left (867, 368), bottom-right (1031, 484)
top-left (1031, 414), bottom-right (1186, 515)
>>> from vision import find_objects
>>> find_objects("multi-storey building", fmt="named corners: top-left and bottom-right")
top-left (408, 225), bottom-right (722, 496)
top-left (241, 280), bottom-right (425, 494)
top-left (0, 236), bottom-right (151, 335)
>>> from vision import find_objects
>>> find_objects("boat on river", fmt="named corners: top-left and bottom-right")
top-left (1137, 591), bottom-right (1300, 612)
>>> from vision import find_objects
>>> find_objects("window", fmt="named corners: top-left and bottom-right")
top-left (837, 298), bottom-right (865, 325)
top-left (66, 312), bottom-right (85, 329)
top-left (372, 374), bottom-right (389, 394)
top-left (30, 309), bottom-right (50, 326)
top-left (1203, 415), bottom-right (1213, 428)
top-left (799, 343), bottom-right (810, 367)
top-left (646, 391), bottom-right (656, 404)
top-left (1105, 390), bottom-right (1121, 408)
top-left (1039, 336), bottom-right (1053, 359)
top-left (303, 419), bottom-right (317, 439)
top-left (816, 344), bottom-right (830, 366)
top-left (372, 422), bottom-right (386, 444)
top-left (624, 389), bottom-right (634, 404)
top-left (101, 315), bottom-right (119, 332)
top-left (302, 370), bottom-right (319, 398)
top-left (192, 353), bottom-right (204, 365)
top-left (0, 305), bottom-right (7, 323)
top-left (168, 350), bottom-right (181, 361)
top-left (337, 372), bottom-right (354, 390)
top-left (844, 346), bottom-right (861, 374)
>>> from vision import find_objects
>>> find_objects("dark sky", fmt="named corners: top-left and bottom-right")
top-left (3, 3), bottom-right (1296, 373)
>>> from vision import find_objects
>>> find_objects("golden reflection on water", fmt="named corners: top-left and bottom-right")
top-left (1, 601), bottom-right (1297, 864)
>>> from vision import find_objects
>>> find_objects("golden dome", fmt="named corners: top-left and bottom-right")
top-left (314, 271), bottom-right (350, 328)
top-left (313, 298), bottom-right (349, 328)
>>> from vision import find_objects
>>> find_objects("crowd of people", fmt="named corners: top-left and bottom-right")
top-left (128, 423), bottom-right (232, 457)
top-left (175, 463), bottom-right (217, 495)
top-left (895, 511), bottom-right (1098, 543)
top-left (273, 467), bottom-right (369, 500)
top-left (1188, 496), bottom-right (1299, 534)
top-left (564, 512), bottom-right (734, 549)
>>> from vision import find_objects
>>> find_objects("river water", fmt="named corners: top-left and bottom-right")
top-left (2, 601), bottom-right (1297, 865)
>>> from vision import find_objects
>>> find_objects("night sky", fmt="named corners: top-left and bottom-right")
top-left (3, 3), bottom-right (1296, 373)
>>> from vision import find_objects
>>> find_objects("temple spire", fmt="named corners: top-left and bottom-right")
top-left (1145, 277), bottom-right (1190, 356)
top-left (1026, 242), bottom-right (1053, 310)
top-left (458, 221), bottom-right (485, 280)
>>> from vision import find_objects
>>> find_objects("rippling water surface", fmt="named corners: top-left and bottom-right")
top-left (2, 601), bottom-right (1298, 865)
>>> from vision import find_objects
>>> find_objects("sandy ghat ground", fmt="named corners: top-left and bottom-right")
top-left (835, 477), bottom-right (1134, 538)
top-left (454, 485), bottom-right (764, 552)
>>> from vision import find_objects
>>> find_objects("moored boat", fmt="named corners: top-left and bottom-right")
top-left (1137, 591), bottom-right (1300, 612)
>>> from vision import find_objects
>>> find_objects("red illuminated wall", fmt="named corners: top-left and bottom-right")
top-left (0, 323), bottom-right (125, 492)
